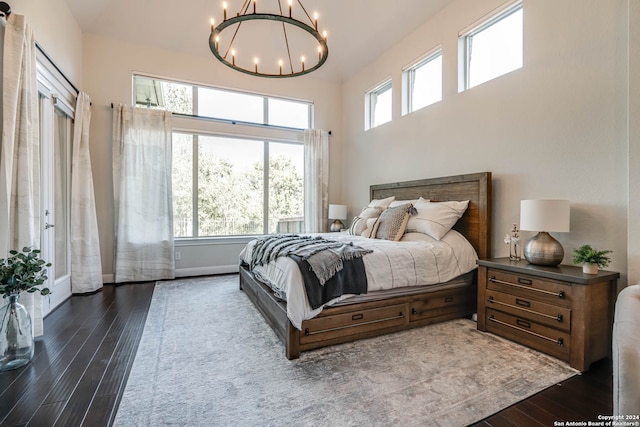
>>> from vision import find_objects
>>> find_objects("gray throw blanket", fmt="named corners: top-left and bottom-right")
top-left (250, 234), bottom-right (373, 285)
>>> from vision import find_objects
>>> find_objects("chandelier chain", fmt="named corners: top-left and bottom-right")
top-left (296, 0), bottom-right (313, 25)
top-left (277, 0), bottom-right (294, 74)
top-left (223, 0), bottom-right (252, 59)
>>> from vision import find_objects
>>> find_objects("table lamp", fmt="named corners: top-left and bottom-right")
top-left (520, 199), bottom-right (570, 266)
top-left (328, 204), bottom-right (347, 232)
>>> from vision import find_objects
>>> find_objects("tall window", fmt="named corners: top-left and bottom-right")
top-left (133, 75), bottom-right (311, 238)
top-left (403, 49), bottom-right (442, 114)
top-left (365, 79), bottom-right (392, 130)
top-left (460, 1), bottom-right (523, 90)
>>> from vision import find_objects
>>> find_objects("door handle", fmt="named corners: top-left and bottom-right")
top-left (45, 223), bottom-right (55, 229)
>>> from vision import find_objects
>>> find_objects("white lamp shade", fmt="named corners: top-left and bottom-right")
top-left (520, 199), bottom-right (570, 232)
top-left (328, 204), bottom-right (347, 220)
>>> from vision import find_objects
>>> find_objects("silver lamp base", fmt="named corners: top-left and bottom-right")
top-left (330, 219), bottom-right (344, 232)
top-left (523, 231), bottom-right (564, 266)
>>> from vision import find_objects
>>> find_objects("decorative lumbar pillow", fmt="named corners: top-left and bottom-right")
top-left (348, 206), bottom-right (384, 236)
top-left (374, 203), bottom-right (414, 241)
top-left (407, 199), bottom-right (469, 240)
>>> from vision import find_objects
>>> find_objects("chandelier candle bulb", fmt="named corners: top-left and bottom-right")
top-left (223, 2), bottom-right (227, 20)
top-left (254, 57), bottom-right (258, 73)
top-left (231, 49), bottom-right (236, 65)
top-left (289, 0), bottom-right (292, 17)
top-left (210, 18), bottom-right (214, 31)
top-left (314, 12), bottom-right (318, 30)
top-left (253, 0), bottom-right (256, 13)
top-left (279, 60), bottom-right (283, 75)
top-left (301, 56), bottom-right (305, 71)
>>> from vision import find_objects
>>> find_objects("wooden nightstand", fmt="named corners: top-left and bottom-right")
top-left (476, 258), bottom-right (619, 372)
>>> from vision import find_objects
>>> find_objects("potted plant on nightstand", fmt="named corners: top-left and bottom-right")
top-left (572, 244), bottom-right (612, 275)
top-left (0, 247), bottom-right (51, 371)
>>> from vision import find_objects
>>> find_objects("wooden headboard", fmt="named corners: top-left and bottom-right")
top-left (370, 172), bottom-right (492, 260)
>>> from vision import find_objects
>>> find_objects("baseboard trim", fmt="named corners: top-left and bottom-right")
top-left (102, 265), bottom-right (239, 284)
top-left (175, 265), bottom-right (239, 277)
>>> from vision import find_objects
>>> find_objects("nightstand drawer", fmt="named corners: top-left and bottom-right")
top-left (487, 269), bottom-right (572, 307)
top-left (486, 308), bottom-right (570, 361)
top-left (485, 289), bottom-right (571, 332)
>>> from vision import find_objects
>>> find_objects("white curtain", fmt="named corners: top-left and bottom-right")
top-left (70, 92), bottom-right (103, 293)
top-left (112, 106), bottom-right (174, 283)
top-left (0, 14), bottom-right (43, 335)
top-left (303, 129), bottom-right (329, 233)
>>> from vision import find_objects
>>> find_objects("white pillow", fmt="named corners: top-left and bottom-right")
top-left (368, 196), bottom-right (395, 209)
top-left (360, 217), bottom-right (380, 238)
top-left (348, 206), bottom-right (384, 236)
top-left (406, 199), bottom-right (469, 240)
top-left (389, 199), bottom-right (418, 208)
top-left (348, 196), bottom-right (395, 236)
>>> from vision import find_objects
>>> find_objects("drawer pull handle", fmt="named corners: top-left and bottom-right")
top-left (516, 319), bottom-right (531, 329)
top-left (488, 316), bottom-right (566, 346)
top-left (304, 312), bottom-right (406, 336)
top-left (556, 314), bottom-right (563, 322)
top-left (489, 277), bottom-right (566, 299)
top-left (518, 278), bottom-right (533, 286)
top-left (352, 313), bottom-right (364, 321)
top-left (444, 296), bottom-right (454, 303)
top-left (516, 298), bottom-right (531, 308)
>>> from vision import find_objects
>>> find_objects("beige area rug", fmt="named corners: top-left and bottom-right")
top-left (114, 275), bottom-right (578, 427)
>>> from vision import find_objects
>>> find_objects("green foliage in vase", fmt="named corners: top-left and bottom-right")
top-left (572, 244), bottom-right (612, 268)
top-left (0, 247), bottom-right (51, 297)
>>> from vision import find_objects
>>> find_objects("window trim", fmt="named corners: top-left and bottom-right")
top-left (402, 46), bottom-right (443, 115)
top-left (132, 73), bottom-right (311, 241)
top-left (365, 78), bottom-right (393, 130)
top-left (458, 0), bottom-right (523, 92)
top-left (132, 72), bottom-right (314, 131)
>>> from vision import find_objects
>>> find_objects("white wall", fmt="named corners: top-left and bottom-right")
top-left (82, 33), bottom-right (343, 280)
top-left (13, 0), bottom-right (83, 86)
top-left (341, 0), bottom-right (630, 285)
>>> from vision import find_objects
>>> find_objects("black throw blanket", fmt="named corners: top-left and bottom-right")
top-left (290, 255), bottom-right (368, 310)
top-left (249, 234), bottom-right (371, 309)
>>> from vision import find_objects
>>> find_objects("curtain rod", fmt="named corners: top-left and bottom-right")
top-left (36, 41), bottom-right (80, 95)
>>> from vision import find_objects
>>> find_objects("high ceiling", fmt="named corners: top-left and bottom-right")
top-left (63, 0), bottom-right (453, 82)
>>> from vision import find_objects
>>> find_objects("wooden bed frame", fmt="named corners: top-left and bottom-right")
top-left (239, 172), bottom-right (492, 359)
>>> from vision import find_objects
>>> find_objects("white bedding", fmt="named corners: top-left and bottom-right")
top-left (239, 230), bottom-right (478, 330)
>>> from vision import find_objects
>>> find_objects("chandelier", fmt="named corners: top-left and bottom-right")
top-left (209, 0), bottom-right (329, 78)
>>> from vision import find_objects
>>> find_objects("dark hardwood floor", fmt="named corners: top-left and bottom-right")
top-left (0, 276), bottom-right (613, 427)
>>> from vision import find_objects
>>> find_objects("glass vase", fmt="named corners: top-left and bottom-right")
top-left (509, 239), bottom-right (521, 261)
top-left (0, 294), bottom-right (34, 372)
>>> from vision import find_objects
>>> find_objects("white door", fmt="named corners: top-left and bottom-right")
top-left (39, 92), bottom-right (73, 315)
